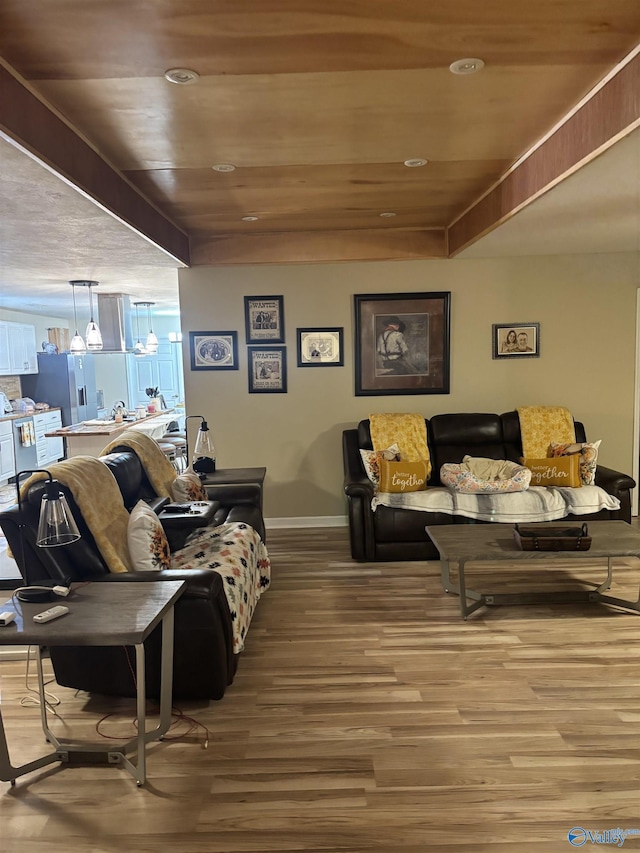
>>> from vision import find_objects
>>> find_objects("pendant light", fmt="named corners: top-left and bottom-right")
top-left (68, 281), bottom-right (87, 354)
top-left (132, 302), bottom-right (147, 357)
top-left (143, 301), bottom-right (159, 354)
top-left (83, 280), bottom-right (103, 351)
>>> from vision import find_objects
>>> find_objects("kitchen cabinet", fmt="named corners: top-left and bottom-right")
top-left (33, 410), bottom-right (64, 466)
top-left (6, 322), bottom-right (38, 375)
top-left (0, 419), bottom-right (16, 484)
top-left (0, 323), bottom-right (10, 375)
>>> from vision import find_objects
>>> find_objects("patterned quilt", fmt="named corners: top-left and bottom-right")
top-left (171, 522), bottom-right (271, 653)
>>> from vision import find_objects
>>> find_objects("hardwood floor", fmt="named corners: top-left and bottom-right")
top-left (1, 526), bottom-right (640, 852)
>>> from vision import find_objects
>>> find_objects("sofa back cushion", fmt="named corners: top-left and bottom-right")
top-left (428, 414), bottom-right (507, 483)
top-left (101, 449), bottom-right (156, 509)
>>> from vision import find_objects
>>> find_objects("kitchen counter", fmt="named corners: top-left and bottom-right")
top-left (0, 406), bottom-right (62, 423)
top-left (45, 410), bottom-right (182, 458)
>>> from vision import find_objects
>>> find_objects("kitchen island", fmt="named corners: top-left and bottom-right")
top-left (45, 410), bottom-right (182, 458)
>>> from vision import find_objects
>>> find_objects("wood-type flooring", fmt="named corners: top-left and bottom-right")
top-left (1, 526), bottom-right (639, 853)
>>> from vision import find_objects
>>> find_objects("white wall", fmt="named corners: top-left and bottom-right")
top-left (179, 253), bottom-right (639, 520)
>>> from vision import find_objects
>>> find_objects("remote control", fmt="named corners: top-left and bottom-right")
top-left (33, 605), bottom-right (69, 623)
top-left (0, 611), bottom-right (16, 626)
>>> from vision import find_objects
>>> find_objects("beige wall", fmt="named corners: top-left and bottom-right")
top-left (179, 253), bottom-right (639, 520)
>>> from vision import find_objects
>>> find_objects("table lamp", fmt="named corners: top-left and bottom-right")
top-left (185, 415), bottom-right (216, 475)
top-left (15, 469), bottom-right (81, 603)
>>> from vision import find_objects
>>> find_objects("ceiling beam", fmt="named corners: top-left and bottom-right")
top-left (448, 48), bottom-right (640, 257)
top-left (191, 228), bottom-right (447, 266)
top-left (0, 61), bottom-right (190, 266)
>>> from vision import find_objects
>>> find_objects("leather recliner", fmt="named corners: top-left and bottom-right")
top-left (0, 450), bottom-right (266, 700)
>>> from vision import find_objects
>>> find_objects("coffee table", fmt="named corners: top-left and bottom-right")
top-left (0, 580), bottom-right (185, 786)
top-left (427, 521), bottom-right (640, 620)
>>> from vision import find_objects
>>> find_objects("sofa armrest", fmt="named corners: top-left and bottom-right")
top-left (343, 429), bottom-right (376, 560)
top-left (595, 465), bottom-right (636, 496)
top-left (93, 568), bottom-right (223, 600)
top-left (594, 465), bottom-right (635, 523)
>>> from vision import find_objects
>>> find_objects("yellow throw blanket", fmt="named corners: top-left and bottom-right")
top-left (20, 456), bottom-right (131, 574)
top-left (517, 406), bottom-right (576, 458)
top-left (370, 413), bottom-right (431, 477)
top-left (101, 429), bottom-right (176, 498)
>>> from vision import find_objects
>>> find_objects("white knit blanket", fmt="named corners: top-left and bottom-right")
top-left (372, 485), bottom-right (620, 523)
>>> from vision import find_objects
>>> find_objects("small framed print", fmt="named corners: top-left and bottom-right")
top-left (189, 331), bottom-right (239, 370)
top-left (297, 327), bottom-right (344, 367)
top-left (492, 323), bottom-right (540, 359)
top-left (248, 346), bottom-right (287, 393)
top-left (244, 295), bottom-right (285, 343)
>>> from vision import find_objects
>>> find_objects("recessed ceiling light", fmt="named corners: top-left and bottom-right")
top-left (403, 158), bottom-right (428, 168)
top-left (242, 215), bottom-right (259, 221)
top-left (164, 67), bottom-right (200, 85)
top-left (212, 163), bottom-right (236, 172)
top-left (449, 58), bottom-right (485, 75)
top-left (380, 212), bottom-right (397, 218)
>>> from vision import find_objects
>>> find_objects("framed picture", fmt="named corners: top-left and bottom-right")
top-left (297, 327), bottom-right (344, 367)
top-left (492, 323), bottom-right (540, 359)
top-left (189, 330), bottom-right (239, 370)
top-left (244, 295), bottom-right (285, 343)
top-left (248, 346), bottom-right (287, 393)
top-left (354, 292), bottom-right (450, 396)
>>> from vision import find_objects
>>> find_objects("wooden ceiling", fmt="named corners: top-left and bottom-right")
top-left (1, 1), bottom-right (639, 267)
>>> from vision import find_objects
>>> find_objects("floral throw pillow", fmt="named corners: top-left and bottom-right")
top-left (127, 500), bottom-right (171, 571)
top-left (548, 440), bottom-right (601, 486)
top-left (359, 443), bottom-right (401, 488)
top-left (171, 469), bottom-right (208, 502)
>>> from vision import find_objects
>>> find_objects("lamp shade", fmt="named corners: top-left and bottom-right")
top-left (15, 468), bottom-right (82, 603)
top-left (193, 419), bottom-right (216, 474)
top-left (36, 482), bottom-right (81, 547)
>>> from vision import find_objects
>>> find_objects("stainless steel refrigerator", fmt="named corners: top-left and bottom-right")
top-left (22, 353), bottom-right (98, 425)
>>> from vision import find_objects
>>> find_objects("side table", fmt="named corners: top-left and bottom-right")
top-left (201, 466), bottom-right (266, 512)
top-left (0, 580), bottom-right (185, 786)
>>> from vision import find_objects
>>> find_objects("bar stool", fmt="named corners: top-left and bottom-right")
top-left (161, 434), bottom-right (187, 472)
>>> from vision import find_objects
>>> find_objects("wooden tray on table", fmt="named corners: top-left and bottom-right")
top-left (513, 523), bottom-right (591, 551)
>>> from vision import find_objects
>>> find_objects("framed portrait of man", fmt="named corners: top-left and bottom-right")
top-left (354, 292), bottom-right (450, 396)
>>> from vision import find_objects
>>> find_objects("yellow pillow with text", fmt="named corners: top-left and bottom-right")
top-left (378, 459), bottom-right (429, 493)
top-left (520, 455), bottom-right (581, 488)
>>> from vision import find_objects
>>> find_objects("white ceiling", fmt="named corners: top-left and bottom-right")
top-left (0, 137), bottom-right (183, 320)
top-left (459, 126), bottom-right (640, 258)
top-left (0, 127), bottom-right (638, 321)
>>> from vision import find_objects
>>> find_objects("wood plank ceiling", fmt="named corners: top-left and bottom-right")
top-left (0, 1), bottom-right (639, 267)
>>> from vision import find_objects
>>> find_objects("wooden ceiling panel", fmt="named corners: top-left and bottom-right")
top-left (0, 2), bottom-right (638, 271)
top-left (36, 64), bottom-right (613, 173)
top-left (125, 160), bottom-right (509, 233)
top-left (1, 1), bottom-right (638, 78)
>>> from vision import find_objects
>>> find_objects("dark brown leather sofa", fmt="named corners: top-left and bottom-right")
top-left (343, 412), bottom-right (635, 562)
top-left (0, 449), bottom-right (265, 700)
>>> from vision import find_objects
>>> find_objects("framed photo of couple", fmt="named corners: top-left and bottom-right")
top-left (492, 323), bottom-right (540, 359)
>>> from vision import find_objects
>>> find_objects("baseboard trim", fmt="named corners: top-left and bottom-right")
top-left (265, 515), bottom-right (348, 529)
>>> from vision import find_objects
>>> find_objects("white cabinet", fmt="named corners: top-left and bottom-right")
top-left (0, 323), bottom-right (10, 375)
top-left (0, 420), bottom-right (16, 483)
top-left (33, 410), bottom-right (64, 466)
top-left (7, 322), bottom-right (38, 374)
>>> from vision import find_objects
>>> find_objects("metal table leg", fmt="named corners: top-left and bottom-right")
top-left (1, 607), bottom-right (176, 786)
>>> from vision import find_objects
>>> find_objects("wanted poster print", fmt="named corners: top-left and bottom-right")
top-left (248, 346), bottom-right (287, 393)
